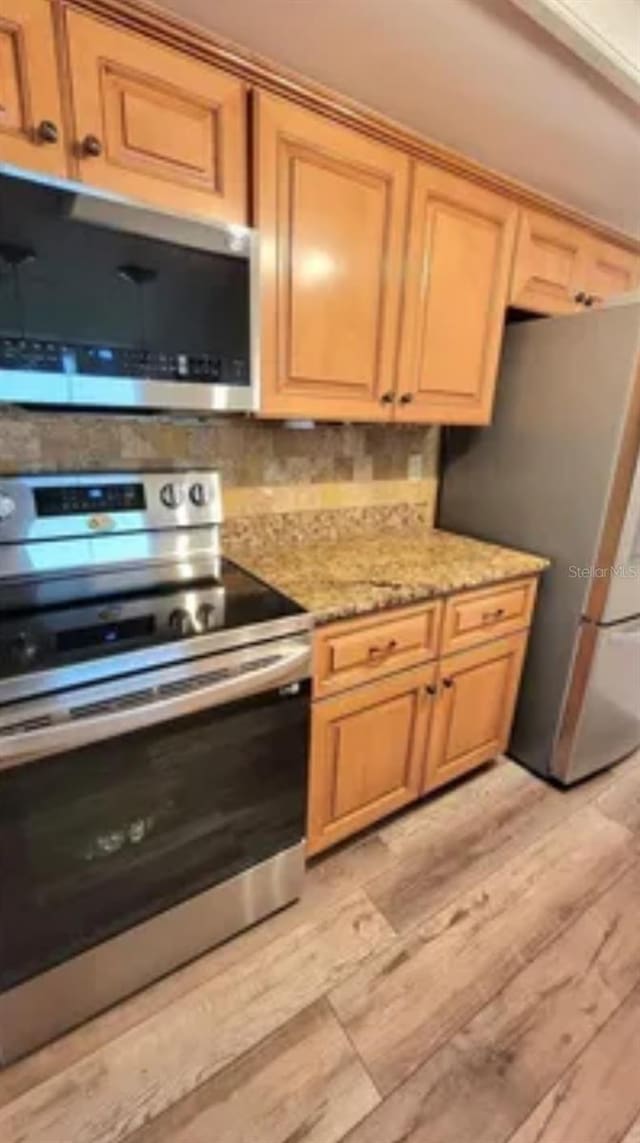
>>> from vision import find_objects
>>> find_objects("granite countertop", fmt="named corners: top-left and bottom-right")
top-left (226, 524), bottom-right (549, 625)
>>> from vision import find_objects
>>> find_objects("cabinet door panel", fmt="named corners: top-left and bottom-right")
top-left (396, 163), bottom-right (517, 425)
top-left (584, 240), bottom-right (640, 305)
top-left (307, 664), bottom-right (434, 854)
top-left (0, 0), bottom-right (66, 177)
top-left (256, 92), bottom-right (409, 421)
top-left (423, 633), bottom-right (527, 792)
top-left (510, 209), bottom-right (585, 314)
top-left (64, 10), bottom-right (247, 222)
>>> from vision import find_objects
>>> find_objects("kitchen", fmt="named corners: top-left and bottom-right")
top-left (0, 0), bottom-right (639, 1140)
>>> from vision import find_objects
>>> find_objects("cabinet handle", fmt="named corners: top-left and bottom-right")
top-left (584, 295), bottom-right (595, 307)
top-left (380, 391), bottom-right (395, 404)
top-left (425, 683), bottom-right (438, 696)
top-left (442, 677), bottom-right (454, 688)
top-left (79, 134), bottom-right (103, 158)
top-left (368, 639), bottom-right (398, 660)
top-left (399, 393), bottom-right (413, 404)
top-left (36, 120), bottom-right (59, 145)
top-left (482, 607), bottom-right (505, 623)
top-left (574, 291), bottom-right (587, 304)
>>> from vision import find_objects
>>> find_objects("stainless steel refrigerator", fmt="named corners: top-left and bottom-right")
top-left (438, 297), bottom-right (640, 785)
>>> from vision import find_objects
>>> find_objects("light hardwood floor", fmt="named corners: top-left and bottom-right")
top-left (2, 751), bottom-right (640, 1143)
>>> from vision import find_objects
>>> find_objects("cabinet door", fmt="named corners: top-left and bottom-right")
top-left (0, 0), bottom-right (66, 177)
top-left (583, 239), bottom-right (640, 305)
top-left (63, 10), bottom-right (247, 222)
top-left (395, 163), bottom-right (517, 425)
top-left (307, 664), bottom-right (435, 855)
top-left (510, 208), bottom-right (586, 314)
top-left (255, 92), bottom-right (410, 421)
top-left (423, 632), bottom-right (527, 792)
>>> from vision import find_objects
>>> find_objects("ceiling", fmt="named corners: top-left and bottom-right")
top-left (154, 0), bottom-right (640, 236)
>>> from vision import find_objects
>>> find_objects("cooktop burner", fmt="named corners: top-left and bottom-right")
top-left (0, 559), bottom-right (303, 688)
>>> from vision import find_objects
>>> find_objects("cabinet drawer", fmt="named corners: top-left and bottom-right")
top-left (442, 578), bottom-right (537, 654)
top-left (314, 602), bottom-right (442, 698)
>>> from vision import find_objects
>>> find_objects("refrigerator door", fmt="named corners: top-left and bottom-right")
top-left (558, 616), bottom-right (640, 784)
top-left (601, 453), bottom-right (640, 623)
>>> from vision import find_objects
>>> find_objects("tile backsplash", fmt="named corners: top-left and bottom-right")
top-left (0, 407), bottom-right (439, 521)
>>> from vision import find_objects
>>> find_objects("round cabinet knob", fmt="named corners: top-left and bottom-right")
top-left (189, 482), bottom-right (210, 508)
top-left (168, 609), bottom-right (194, 636)
top-left (80, 134), bottom-right (103, 158)
top-left (0, 492), bottom-right (16, 521)
top-left (36, 120), bottom-right (59, 145)
top-left (380, 391), bottom-right (394, 405)
top-left (574, 291), bottom-right (587, 304)
top-left (399, 393), bottom-right (414, 405)
top-left (8, 632), bottom-right (39, 668)
top-left (159, 482), bottom-right (185, 509)
top-left (197, 602), bottom-right (218, 631)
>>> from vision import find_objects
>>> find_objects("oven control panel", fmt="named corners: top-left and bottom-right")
top-left (0, 470), bottom-right (222, 544)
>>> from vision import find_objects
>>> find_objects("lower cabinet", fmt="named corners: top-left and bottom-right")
top-left (307, 663), bottom-right (436, 855)
top-left (423, 632), bottom-right (527, 792)
top-left (307, 616), bottom-right (531, 856)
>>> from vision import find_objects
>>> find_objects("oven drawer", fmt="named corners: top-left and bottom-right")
top-left (313, 602), bottom-right (442, 698)
top-left (441, 578), bottom-right (537, 654)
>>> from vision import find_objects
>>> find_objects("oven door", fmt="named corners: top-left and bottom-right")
top-left (0, 636), bottom-right (310, 998)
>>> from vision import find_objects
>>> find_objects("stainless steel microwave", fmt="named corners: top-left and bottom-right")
top-left (0, 166), bottom-right (257, 414)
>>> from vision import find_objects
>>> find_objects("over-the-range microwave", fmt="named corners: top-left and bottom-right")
top-left (0, 165), bottom-right (257, 414)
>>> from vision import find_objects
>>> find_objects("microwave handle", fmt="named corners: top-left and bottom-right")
top-left (0, 643), bottom-right (310, 773)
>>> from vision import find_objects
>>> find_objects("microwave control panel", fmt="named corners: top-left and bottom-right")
top-left (0, 338), bottom-right (249, 386)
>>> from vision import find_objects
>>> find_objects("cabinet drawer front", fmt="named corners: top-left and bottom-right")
top-left (314, 603), bottom-right (442, 698)
top-left (307, 664), bottom-right (435, 855)
top-left (64, 10), bottom-right (247, 222)
top-left (442, 578), bottom-right (537, 654)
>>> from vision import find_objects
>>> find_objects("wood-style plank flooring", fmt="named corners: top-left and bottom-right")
top-left (2, 751), bottom-right (640, 1143)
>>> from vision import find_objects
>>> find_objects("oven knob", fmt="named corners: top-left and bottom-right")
top-left (0, 492), bottom-right (16, 521)
top-left (168, 608), bottom-right (194, 636)
top-left (8, 632), bottom-right (39, 667)
top-left (189, 482), bottom-right (210, 507)
top-left (197, 602), bottom-right (217, 631)
top-left (160, 482), bottom-right (185, 510)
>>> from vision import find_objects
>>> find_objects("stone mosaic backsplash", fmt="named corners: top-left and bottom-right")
top-left (0, 407), bottom-right (439, 521)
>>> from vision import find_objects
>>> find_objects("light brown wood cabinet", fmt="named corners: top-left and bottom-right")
top-left (255, 91), bottom-right (410, 422)
top-left (423, 632), bottom-right (528, 792)
top-left (396, 164), bottom-right (518, 424)
top-left (63, 10), bottom-right (248, 222)
top-left (0, 0), bottom-right (66, 177)
top-left (307, 662), bottom-right (435, 855)
top-left (510, 208), bottom-right (640, 314)
top-left (307, 579), bottom-right (538, 854)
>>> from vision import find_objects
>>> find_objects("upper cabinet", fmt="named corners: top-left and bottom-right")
top-left (255, 92), bottom-right (410, 421)
top-left (396, 164), bottom-right (517, 425)
top-left (582, 239), bottom-right (640, 306)
top-left (510, 208), bottom-right (640, 314)
top-left (0, 0), bottom-right (66, 177)
top-left (63, 10), bottom-right (248, 222)
top-left (509, 208), bottom-right (585, 314)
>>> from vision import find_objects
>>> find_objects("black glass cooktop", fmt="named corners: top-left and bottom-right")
top-left (0, 559), bottom-right (305, 683)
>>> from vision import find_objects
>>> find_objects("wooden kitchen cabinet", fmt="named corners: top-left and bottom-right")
top-left (63, 9), bottom-right (248, 222)
top-left (255, 91), bottom-right (410, 422)
top-left (423, 631), bottom-right (528, 792)
top-left (396, 163), bottom-right (518, 425)
top-left (510, 208), bottom-right (586, 314)
top-left (307, 663), bottom-right (435, 855)
top-left (582, 238), bottom-right (640, 305)
top-left (510, 208), bottom-right (639, 314)
top-left (0, 0), bottom-right (66, 177)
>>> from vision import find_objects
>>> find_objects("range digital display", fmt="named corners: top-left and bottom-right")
top-left (34, 483), bottom-right (146, 517)
top-left (56, 616), bottom-right (155, 652)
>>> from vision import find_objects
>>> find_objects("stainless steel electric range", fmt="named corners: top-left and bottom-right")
top-left (0, 470), bottom-right (312, 1063)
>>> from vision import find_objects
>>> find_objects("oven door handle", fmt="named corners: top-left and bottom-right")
top-left (0, 642), bottom-right (311, 772)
